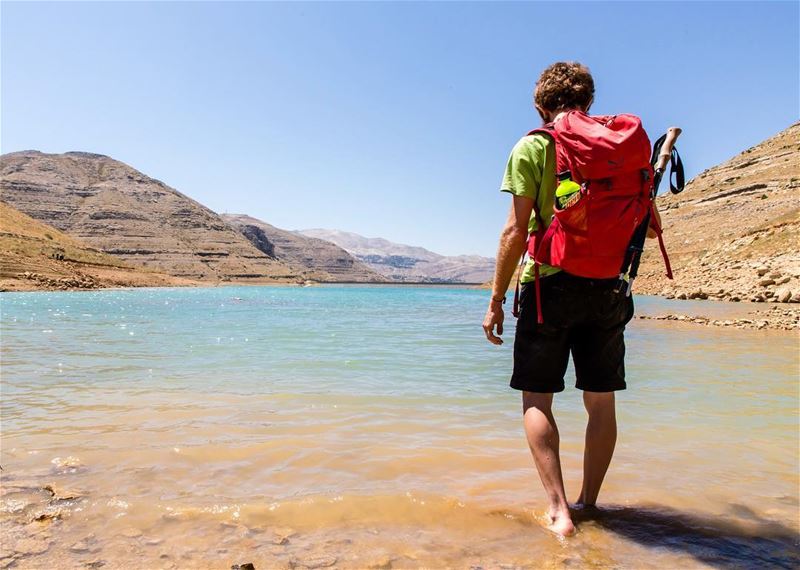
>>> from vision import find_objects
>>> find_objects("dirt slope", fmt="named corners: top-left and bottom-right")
top-left (635, 122), bottom-right (799, 303)
top-left (0, 201), bottom-right (194, 291)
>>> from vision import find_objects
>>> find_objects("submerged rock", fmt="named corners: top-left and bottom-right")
top-left (270, 526), bottom-right (297, 545)
top-left (13, 537), bottom-right (50, 555)
top-left (291, 556), bottom-right (338, 569)
top-left (70, 534), bottom-right (99, 554)
top-left (44, 483), bottom-right (84, 501)
top-left (368, 556), bottom-right (394, 569)
top-left (50, 456), bottom-right (84, 474)
top-left (31, 510), bottom-right (63, 523)
top-left (120, 527), bottom-right (143, 538)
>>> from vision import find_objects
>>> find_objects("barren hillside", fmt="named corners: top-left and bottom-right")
top-left (636, 122), bottom-right (799, 303)
top-left (0, 151), bottom-right (299, 283)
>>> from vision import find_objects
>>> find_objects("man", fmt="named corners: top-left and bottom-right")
top-left (482, 62), bottom-right (637, 537)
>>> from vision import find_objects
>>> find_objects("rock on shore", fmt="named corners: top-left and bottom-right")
top-left (636, 305), bottom-right (799, 331)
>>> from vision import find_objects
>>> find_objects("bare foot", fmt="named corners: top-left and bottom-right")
top-left (546, 509), bottom-right (576, 537)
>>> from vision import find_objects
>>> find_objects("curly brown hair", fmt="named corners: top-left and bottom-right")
top-left (534, 62), bottom-right (595, 116)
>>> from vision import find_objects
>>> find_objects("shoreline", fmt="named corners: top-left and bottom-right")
top-left (634, 305), bottom-right (799, 331)
top-left (0, 279), bottom-right (488, 294)
top-left (1, 281), bottom-right (798, 331)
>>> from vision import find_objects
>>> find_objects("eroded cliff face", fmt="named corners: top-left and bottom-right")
top-left (635, 122), bottom-right (800, 303)
top-left (0, 151), bottom-right (298, 281)
top-left (222, 215), bottom-right (386, 283)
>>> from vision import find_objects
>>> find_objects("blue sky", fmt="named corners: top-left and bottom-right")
top-left (2, 2), bottom-right (798, 257)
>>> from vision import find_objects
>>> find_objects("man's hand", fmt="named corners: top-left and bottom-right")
top-left (483, 300), bottom-right (505, 345)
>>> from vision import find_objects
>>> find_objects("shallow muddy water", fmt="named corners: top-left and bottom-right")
top-left (1, 286), bottom-right (798, 569)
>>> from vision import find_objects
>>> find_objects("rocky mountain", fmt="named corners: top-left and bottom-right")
top-left (0, 201), bottom-right (192, 291)
top-left (222, 214), bottom-right (386, 283)
top-left (298, 229), bottom-right (495, 283)
top-left (0, 151), bottom-right (299, 282)
top-left (635, 122), bottom-right (799, 303)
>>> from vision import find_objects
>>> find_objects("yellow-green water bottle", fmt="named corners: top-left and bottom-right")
top-left (556, 171), bottom-right (581, 209)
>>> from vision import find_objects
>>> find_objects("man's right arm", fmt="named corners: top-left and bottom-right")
top-left (483, 194), bottom-right (534, 345)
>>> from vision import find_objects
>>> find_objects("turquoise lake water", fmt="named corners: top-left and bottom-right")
top-left (1, 286), bottom-right (798, 569)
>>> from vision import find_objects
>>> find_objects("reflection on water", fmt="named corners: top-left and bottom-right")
top-left (1, 286), bottom-right (798, 568)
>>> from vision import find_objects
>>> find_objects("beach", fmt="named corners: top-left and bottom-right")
top-left (1, 285), bottom-right (798, 569)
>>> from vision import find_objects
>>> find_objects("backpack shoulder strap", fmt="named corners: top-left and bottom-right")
top-left (524, 125), bottom-right (557, 229)
top-left (527, 124), bottom-right (556, 139)
top-left (512, 126), bottom-right (555, 321)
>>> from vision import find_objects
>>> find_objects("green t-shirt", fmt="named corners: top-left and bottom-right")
top-left (500, 133), bottom-right (561, 283)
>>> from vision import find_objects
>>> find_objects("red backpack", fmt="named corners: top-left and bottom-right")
top-left (515, 111), bottom-right (672, 323)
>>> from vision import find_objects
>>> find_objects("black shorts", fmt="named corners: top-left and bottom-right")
top-left (510, 272), bottom-right (634, 393)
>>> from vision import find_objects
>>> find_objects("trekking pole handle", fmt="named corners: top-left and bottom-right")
top-left (654, 127), bottom-right (682, 172)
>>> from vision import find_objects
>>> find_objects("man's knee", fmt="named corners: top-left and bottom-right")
top-left (522, 391), bottom-right (554, 415)
top-left (583, 391), bottom-right (615, 417)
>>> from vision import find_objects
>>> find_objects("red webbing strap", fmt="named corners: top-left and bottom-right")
top-left (512, 199), bottom-right (546, 321)
top-left (512, 249), bottom-right (525, 318)
top-left (657, 232), bottom-right (673, 279)
top-left (649, 203), bottom-right (673, 279)
top-left (531, 199), bottom-right (545, 324)
top-left (534, 262), bottom-right (543, 324)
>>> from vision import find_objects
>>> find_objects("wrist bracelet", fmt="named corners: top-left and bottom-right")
top-left (491, 296), bottom-right (506, 304)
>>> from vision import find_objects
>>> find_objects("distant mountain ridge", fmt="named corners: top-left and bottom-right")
top-left (222, 214), bottom-right (386, 283)
top-left (298, 229), bottom-right (495, 283)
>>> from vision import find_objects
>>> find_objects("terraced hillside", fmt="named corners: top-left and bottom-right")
top-left (0, 201), bottom-right (192, 291)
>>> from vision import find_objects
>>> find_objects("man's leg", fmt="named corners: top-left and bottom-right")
top-left (576, 391), bottom-right (617, 506)
top-left (522, 391), bottom-right (575, 536)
